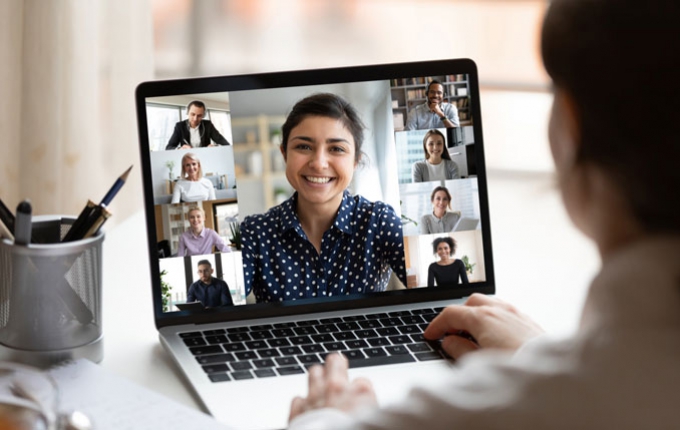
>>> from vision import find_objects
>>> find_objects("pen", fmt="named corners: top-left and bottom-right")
top-left (0, 197), bottom-right (15, 235)
top-left (83, 205), bottom-right (112, 239)
top-left (100, 165), bottom-right (133, 207)
top-left (14, 200), bottom-right (32, 245)
top-left (62, 200), bottom-right (97, 242)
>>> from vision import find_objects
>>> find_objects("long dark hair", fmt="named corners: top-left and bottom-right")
top-left (542, 0), bottom-right (680, 233)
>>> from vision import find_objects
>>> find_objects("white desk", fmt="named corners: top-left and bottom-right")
top-left (100, 171), bottom-right (599, 411)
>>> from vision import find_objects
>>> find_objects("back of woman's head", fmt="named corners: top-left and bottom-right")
top-left (281, 93), bottom-right (365, 163)
top-left (542, 0), bottom-right (680, 233)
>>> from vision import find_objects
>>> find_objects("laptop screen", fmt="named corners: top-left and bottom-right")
top-left (136, 60), bottom-right (494, 327)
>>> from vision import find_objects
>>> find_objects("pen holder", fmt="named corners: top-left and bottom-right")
top-left (0, 216), bottom-right (104, 368)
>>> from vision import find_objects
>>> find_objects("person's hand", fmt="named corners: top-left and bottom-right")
top-left (424, 293), bottom-right (544, 359)
top-left (289, 354), bottom-right (378, 422)
top-left (428, 100), bottom-right (444, 116)
top-left (180, 144), bottom-right (192, 149)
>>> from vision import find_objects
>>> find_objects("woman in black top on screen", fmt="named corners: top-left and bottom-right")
top-left (427, 236), bottom-right (468, 287)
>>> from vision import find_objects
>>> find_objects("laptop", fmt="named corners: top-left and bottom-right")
top-left (135, 59), bottom-right (494, 430)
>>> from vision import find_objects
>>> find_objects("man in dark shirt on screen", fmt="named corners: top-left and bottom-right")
top-left (187, 260), bottom-right (234, 308)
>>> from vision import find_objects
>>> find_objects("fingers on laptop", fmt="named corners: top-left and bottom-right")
top-left (423, 295), bottom-right (544, 358)
top-left (289, 354), bottom-right (377, 421)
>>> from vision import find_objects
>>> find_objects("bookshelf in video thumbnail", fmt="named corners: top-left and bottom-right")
top-left (390, 75), bottom-right (472, 131)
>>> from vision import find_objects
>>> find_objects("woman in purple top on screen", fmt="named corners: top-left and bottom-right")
top-left (177, 206), bottom-right (231, 256)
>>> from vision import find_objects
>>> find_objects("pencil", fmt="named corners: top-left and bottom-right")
top-left (62, 200), bottom-right (97, 242)
top-left (0, 217), bottom-right (13, 241)
top-left (100, 165), bottom-right (133, 207)
top-left (83, 205), bottom-right (112, 239)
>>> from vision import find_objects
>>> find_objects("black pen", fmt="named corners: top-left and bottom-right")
top-left (14, 200), bottom-right (32, 245)
top-left (0, 197), bottom-right (15, 235)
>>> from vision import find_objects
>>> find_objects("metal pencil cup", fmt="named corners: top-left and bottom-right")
top-left (0, 216), bottom-right (104, 368)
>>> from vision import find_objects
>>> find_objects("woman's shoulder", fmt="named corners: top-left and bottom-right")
top-left (351, 193), bottom-right (398, 217)
top-left (242, 198), bottom-right (291, 227)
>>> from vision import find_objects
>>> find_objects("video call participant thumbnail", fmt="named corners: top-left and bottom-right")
top-left (177, 206), bottom-right (232, 257)
top-left (171, 152), bottom-right (216, 203)
top-left (187, 260), bottom-right (234, 308)
top-left (165, 100), bottom-right (231, 150)
top-left (420, 186), bottom-right (461, 234)
top-left (405, 80), bottom-right (460, 130)
top-left (412, 129), bottom-right (460, 183)
top-left (241, 93), bottom-right (407, 303)
top-left (427, 236), bottom-right (469, 287)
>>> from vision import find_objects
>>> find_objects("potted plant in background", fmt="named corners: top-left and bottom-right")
top-left (462, 255), bottom-right (476, 278)
top-left (165, 160), bottom-right (175, 180)
top-left (160, 269), bottom-right (173, 312)
top-left (229, 222), bottom-right (242, 250)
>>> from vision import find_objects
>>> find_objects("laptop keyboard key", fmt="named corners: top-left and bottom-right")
top-left (223, 342), bottom-right (246, 352)
top-left (310, 333), bottom-right (334, 343)
top-left (196, 353), bottom-right (235, 364)
top-left (280, 346), bottom-right (303, 356)
top-left (388, 335), bottom-right (411, 344)
top-left (250, 330), bottom-right (273, 340)
top-left (235, 351), bottom-right (258, 360)
top-left (336, 322), bottom-right (360, 331)
top-left (364, 347), bottom-right (387, 358)
top-left (401, 315), bottom-right (425, 325)
top-left (347, 354), bottom-right (416, 369)
top-left (227, 327), bottom-right (250, 333)
top-left (333, 332), bottom-right (357, 341)
top-left (367, 312), bottom-right (388, 319)
top-left (316, 324), bottom-right (339, 334)
top-left (367, 337), bottom-right (390, 347)
top-left (319, 317), bottom-right (343, 324)
top-left (254, 369), bottom-right (277, 378)
top-left (296, 319), bottom-right (319, 327)
top-left (277, 366), bottom-right (305, 376)
top-left (228, 333), bottom-right (252, 342)
top-left (376, 327), bottom-right (399, 336)
top-left (252, 359), bottom-right (276, 369)
top-left (407, 343), bottom-right (432, 353)
top-left (250, 324), bottom-right (273, 331)
top-left (273, 322), bottom-right (296, 329)
top-left (345, 339), bottom-right (368, 349)
top-left (275, 357), bottom-right (298, 367)
top-left (297, 354), bottom-right (321, 365)
top-left (385, 345), bottom-right (409, 355)
top-left (203, 329), bottom-right (226, 335)
top-left (323, 341), bottom-right (345, 351)
top-left (342, 315), bottom-right (366, 321)
top-left (209, 373), bottom-right (231, 383)
top-left (398, 325), bottom-right (420, 335)
top-left (205, 335), bottom-right (228, 345)
top-left (245, 340), bottom-right (268, 349)
top-left (290, 335), bottom-right (313, 345)
top-left (414, 351), bottom-right (444, 361)
top-left (387, 310), bottom-right (412, 317)
top-left (183, 337), bottom-right (206, 347)
top-left (267, 338), bottom-right (291, 348)
top-left (272, 328), bottom-right (295, 337)
top-left (358, 320), bottom-right (381, 329)
top-left (421, 313), bottom-right (437, 323)
top-left (202, 363), bottom-right (229, 374)
top-left (230, 361), bottom-right (253, 371)
top-left (344, 349), bottom-right (366, 360)
top-left (180, 331), bottom-right (203, 339)
top-left (355, 329), bottom-right (378, 339)
top-left (190, 345), bottom-right (223, 356)
top-left (231, 370), bottom-right (254, 380)
top-left (379, 318), bottom-right (401, 327)
top-left (301, 344), bottom-right (325, 353)
top-left (258, 348), bottom-right (280, 358)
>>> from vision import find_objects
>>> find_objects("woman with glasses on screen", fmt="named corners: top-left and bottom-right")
top-left (170, 152), bottom-right (216, 203)
top-left (411, 129), bottom-right (460, 183)
top-left (288, 1), bottom-right (680, 428)
top-left (240, 93), bottom-right (407, 303)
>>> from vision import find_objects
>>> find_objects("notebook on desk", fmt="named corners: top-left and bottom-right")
top-left (135, 59), bottom-right (495, 430)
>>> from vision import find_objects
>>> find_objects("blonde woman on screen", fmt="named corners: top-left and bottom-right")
top-left (171, 152), bottom-right (216, 203)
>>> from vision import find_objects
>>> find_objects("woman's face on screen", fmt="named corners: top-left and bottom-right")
top-left (183, 158), bottom-right (200, 180)
top-left (432, 191), bottom-right (450, 216)
top-left (436, 242), bottom-right (452, 260)
top-left (425, 135), bottom-right (445, 160)
top-left (188, 210), bottom-right (204, 232)
top-left (282, 116), bottom-right (356, 210)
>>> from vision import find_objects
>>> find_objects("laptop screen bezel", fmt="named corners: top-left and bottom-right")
top-left (135, 59), bottom-right (495, 329)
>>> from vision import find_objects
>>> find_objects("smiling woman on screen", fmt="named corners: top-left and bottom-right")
top-left (411, 129), bottom-right (459, 183)
top-left (170, 152), bottom-right (216, 203)
top-left (240, 93), bottom-right (406, 303)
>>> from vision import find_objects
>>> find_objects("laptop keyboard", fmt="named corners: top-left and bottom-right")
top-left (180, 307), bottom-right (449, 383)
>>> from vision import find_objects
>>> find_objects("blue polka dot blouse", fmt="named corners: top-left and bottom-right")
top-left (241, 190), bottom-right (407, 303)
